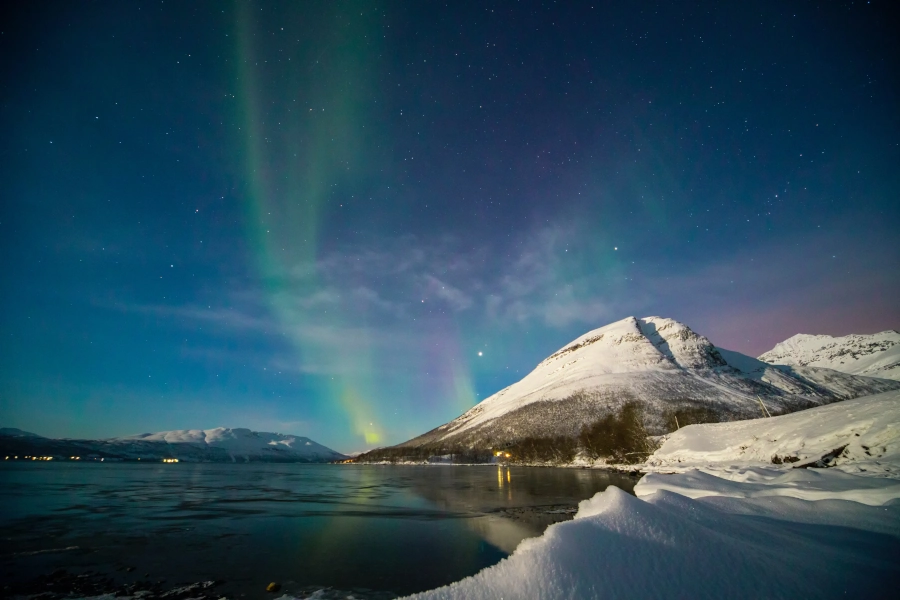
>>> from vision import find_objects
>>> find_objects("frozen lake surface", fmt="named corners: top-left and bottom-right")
top-left (0, 462), bottom-right (637, 598)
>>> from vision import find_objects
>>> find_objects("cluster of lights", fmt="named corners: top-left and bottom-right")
top-left (162, 458), bottom-right (180, 463)
top-left (5, 455), bottom-right (82, 460)
top-left (494, 451), bottom-right (511, 458)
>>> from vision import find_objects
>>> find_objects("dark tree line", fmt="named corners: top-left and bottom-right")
top-left (504, 435), bottom-right (578, 464)
top-left (354, 445), bottom-right (494, 464)
top-left (662, 405), bottom-right (721, 431)
top-left (579, 402), bottom-right (655, 464)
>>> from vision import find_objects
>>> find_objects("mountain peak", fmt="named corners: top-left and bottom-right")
top-left (390, 316), bottom-right (900, 452)
top-left (759, 330), bottom-right (900, 380)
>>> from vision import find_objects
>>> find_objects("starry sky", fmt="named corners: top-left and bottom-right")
top-left (1, 1), bottom-right (898, 453)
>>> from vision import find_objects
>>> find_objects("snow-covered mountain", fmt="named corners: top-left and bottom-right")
top-left (0, 427), bottom-right (346, 463)
top-left (393, 316), bottom-right (900, 451)
top-left (0, 427), bottom-right (43, 438)
top-left (758, 330), bottom-right (900, 381)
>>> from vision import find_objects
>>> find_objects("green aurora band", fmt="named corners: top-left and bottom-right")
top-left (232, 3), bottom-right (478, 446)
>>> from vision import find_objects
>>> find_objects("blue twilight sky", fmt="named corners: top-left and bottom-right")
top-left (1, 1), bottom-right (898, 453)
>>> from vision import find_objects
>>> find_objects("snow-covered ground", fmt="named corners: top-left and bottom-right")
top-left (759, 330), bottom-right (900, 380)
top-left (397, 485), bottom-right (898, 599)
top-left (645, 389), bottom-right (900, 476)
top-left (387, 392), bottom-right (900, 600)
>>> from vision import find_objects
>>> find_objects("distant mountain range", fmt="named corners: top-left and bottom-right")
top-left (759, 330), bottom-right (900, 381)
top-left (375, 317), bottom-right (900, 456)
top-left (0, 427), bottom-right (346, 463)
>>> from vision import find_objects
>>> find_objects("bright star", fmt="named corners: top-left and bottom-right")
top-left (478, 351), bottom-right (483, 356)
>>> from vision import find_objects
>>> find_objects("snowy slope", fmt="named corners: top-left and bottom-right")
top-left (397, 316), bottom-right (899, 449)
top-left (759, 330), bottom-right (900, 380)
top-left (645, 390), bottom-right (900, 476)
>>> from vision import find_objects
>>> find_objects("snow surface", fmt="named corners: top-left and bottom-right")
top-left (636, 467), bottom-right (900, 505)
top-left (645, 389), bottom-right (900, 476)
top-left (759, 330), bottom-right (900, 380)
top-left (392, 391), bottom-right (900, 600)
top-left (399, 483), bottom-right (899, 600)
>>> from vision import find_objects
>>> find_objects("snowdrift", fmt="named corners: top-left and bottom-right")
top-left (645, 389), bottom-right (900, 476)
top-left (402, 483), bottom-right (899, 599)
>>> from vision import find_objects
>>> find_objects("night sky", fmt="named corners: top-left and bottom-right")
top-left (1, 1), bottom-right (898, 452)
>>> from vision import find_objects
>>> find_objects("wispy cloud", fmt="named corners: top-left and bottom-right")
top-left (127, 222), bottom-right (629, 342)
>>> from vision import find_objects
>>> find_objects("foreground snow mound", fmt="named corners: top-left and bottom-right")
top-left (405, 485), bottom-right (900, 599)
top-left (646, 390), bottom-right (900, 476)
top-left (759, 330), bottom-right (900, 380)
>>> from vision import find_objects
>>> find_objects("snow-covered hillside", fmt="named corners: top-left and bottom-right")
top-left (396, 316), bottom-right (899, 450)
top-left (0, 427), bottom-right (346, 463)
top-left (759, 330), bottom-right (900, 380)
top-left (645, 389), bottom-right (900, 476)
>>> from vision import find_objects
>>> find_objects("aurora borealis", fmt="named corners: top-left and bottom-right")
top-left (1, 1), bottom-right (898, 452)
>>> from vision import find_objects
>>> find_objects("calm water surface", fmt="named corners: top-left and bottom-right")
top-left (0, 463), bottom-right (637, 598)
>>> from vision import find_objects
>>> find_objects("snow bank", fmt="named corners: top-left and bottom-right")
top-left (403, 483), bottom-right (899, 599)
top-left (645, 389), bottom-right (900, 476)
top-left (402, 392), bottom-right (900, 599)
top-left (635, 466), bottom-right (900, 505)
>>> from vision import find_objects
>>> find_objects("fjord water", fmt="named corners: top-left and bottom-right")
top-left (0, 463), bottom-right (637, 598)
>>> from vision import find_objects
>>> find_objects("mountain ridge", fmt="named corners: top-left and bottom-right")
top-left (383, 316), bottom-right (900, 456)
top-left (758, 330), bottom-right (900, 381)
top-left (0, 426), bottom-right (346, 463)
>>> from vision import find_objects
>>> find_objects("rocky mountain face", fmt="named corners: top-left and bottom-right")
top-left (758, 330), bottom-right (900, 381)
top-left (387, 317), bottom-right (900, 453)
top-left (0, 427), bottom-right (346, 463)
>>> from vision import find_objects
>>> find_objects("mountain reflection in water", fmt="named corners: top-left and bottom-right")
top-left (0, 463), bottom-right (637, 598)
